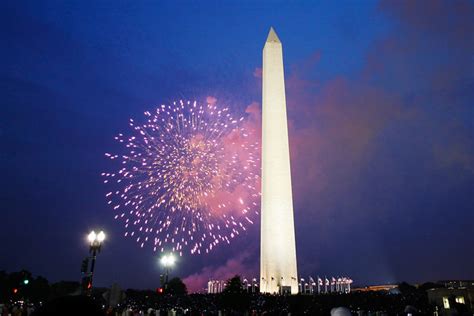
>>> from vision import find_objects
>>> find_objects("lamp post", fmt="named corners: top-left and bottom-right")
top-left (159, 253), bottom-right (175, 290)
top-left (82, 230), bottom-right (105, 295)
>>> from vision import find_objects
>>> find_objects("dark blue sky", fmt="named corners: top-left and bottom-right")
top-left (1, 0), bottom-right (473, 291)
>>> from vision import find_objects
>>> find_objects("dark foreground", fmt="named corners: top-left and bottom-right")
top-left (2, 288), bottom-right (472, 316)
top-left (1, 271), bottom-right (473, 316)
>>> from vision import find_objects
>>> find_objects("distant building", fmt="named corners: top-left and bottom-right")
top-left (438, 280), bottom-right (474, 289)
top-left (427, 287), bottom-right (474, 316)
top-left (352, 284), bottom-right (398, 293)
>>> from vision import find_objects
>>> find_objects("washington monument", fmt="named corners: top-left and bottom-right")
top-left (260, 27), bottom-right (298, 294)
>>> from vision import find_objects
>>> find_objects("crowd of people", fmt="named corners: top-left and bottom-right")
top-left (0, 303), bottom-right (35, 316)
top-left (0, 271), bottom-right (459, 315)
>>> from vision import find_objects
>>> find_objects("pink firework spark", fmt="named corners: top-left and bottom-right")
top-left (103, 100), bottom-right (260, 255)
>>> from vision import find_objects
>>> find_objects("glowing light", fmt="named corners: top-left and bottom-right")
top-left (97, 231), bottom-right (106, 242)
top-left (104, 100), bottom-right (260, 254)
top-left (88, 231), bottom-right (97, 243)
top-left (160, 253), bottom-right (176, 267)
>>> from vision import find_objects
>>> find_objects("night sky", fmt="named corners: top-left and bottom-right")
top-left (1, 0), bottom-right (473, 292)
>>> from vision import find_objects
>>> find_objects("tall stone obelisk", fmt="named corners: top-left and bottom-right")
top-left (260, 27), bottom-right (298, 294)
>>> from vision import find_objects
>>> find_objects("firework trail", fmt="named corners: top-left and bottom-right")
top-left (103, 100), bottom-right (260, 255)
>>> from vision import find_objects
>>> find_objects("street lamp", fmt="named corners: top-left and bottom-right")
top-left (88, 230), bottom-right (105, 251)
top-left (82, 230), bottom-right (105, 295)
top-left (159, 253), bottom-right (175, 289)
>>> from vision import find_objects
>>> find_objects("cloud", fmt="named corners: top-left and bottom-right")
top-left (235, 0), bottom-right (474, 282)
top-left (378, 0), bottom-right (474, 46)
top-left (432, 129), bottom-right (474, 173)
top-left (172, 0), bottom-right (474, 285)
top-left (372, 0), bottom-right (474, 172)
top-left (283, 0), bottom-right (474, 209)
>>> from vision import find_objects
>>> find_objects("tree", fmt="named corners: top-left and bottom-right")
top-left (50, 281), bottom-right (81, 298)
top-left (220, 275), bottom-right (249, 312)
top-left (223, 275), bottom-right (244, 294)
top-left (398, 282), bottom-right (416, 295)
top-left (166, 277), bottom-right (187, 296)
top-left (30, 276), bottom-right (50, 302)
top-left (418, 282), bottom-right (443, 292)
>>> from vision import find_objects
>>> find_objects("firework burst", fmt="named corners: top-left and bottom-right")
top-left (103, 100), bottom-right (260, 255)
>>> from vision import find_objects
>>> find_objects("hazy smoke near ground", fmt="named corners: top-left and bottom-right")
top-left (184, 252), bottom-right (257, 292)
